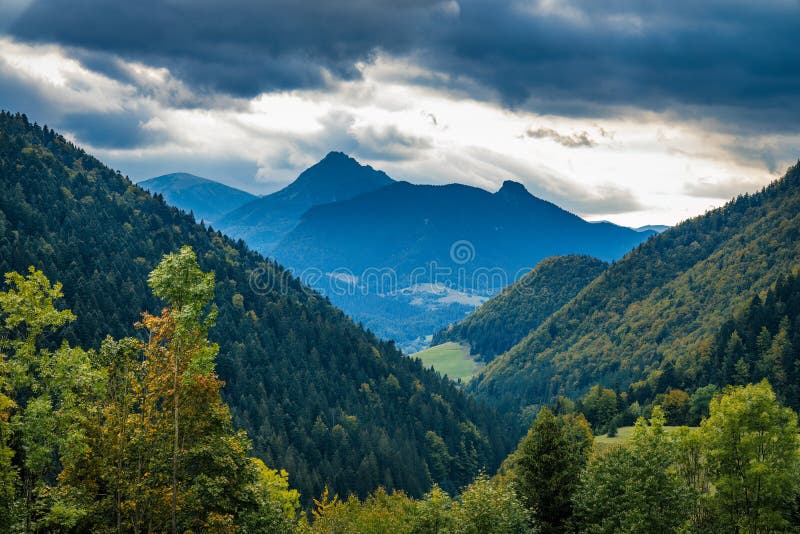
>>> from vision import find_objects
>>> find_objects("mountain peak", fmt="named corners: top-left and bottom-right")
top-left (287, 152), bottom-right (395, 194)
top-left (217, 151), bottom-right (395, 253)
top-left (322, 150), bottom-right (352, 161)
top-left (496, 180), bottom-right (529, 198)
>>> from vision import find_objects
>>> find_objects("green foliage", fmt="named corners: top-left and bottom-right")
top-left (240, 458), bottom-right (303, 533)
top-left (659, 389), bottom-right (690, 425)
top-left (573, 407), bottom-right (696, 533)
top-left (0, 253), bottom-right (311, 531)
top-left (434, 255), bottom-right (606, 362)
top-left (449, 475), bottom-right (531, 534)
top-left (474, 162), bottom-right (800, 411)
top-left (306, 477), bottom-right (530, 534)
top-left (507, 408), bottom-right (592, 532)
top-left (0, 267), bottom-right (101, 530)
top-left (577, 385), bottom-right (621, 430)
top-left (0, 111), bottom-right (516, 503)
top-left (703, 270), bottom-right (800, 410)
top-left (700, 381), bottom-right (800, 532)
top-left (308, 486), bottom-right (419, 533)
top-left (147, 244), bottom-right (218, 336)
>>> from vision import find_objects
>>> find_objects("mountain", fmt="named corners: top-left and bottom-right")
top-left (138, 172), bottom-right (257, 224)
top-left (432, 255), bottom-right (608, 362)
top-left (218, 151), bottom-right (395, 253)
top-left (635, 224), bottom-right (670, 233)
top-left (0, 111), bottom-right (517, 503)
top-left (471, 162), bottom-right (800, 412)
top-left (271, 179), bottom-right (654, 350)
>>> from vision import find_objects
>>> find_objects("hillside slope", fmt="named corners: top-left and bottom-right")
top-left (702, 268), bottom-right (800, 410)
top-left (0, 111), bottom-right (516, 502)
top-left (218, 151), bottom-right (395, 253)
top-left (138, 172), bottom-right (257, 224)
top-left (432, 255), bottom-right (607, 362)
top-left (472, 162), bottom-right (800, 411)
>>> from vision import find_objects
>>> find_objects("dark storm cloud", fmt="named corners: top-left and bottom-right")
top-left (60, 111), bottom-right (168, 149)
top-left (9, 0), bottom-right (800, 133)
top-left (9, 0), bottom-right (454, 96)
top-left (525, 127), bottom-right (595, 148)
top-left (0, 55), bottom-right (162, 149)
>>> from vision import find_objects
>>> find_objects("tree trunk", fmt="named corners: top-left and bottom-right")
top-left (172, 343), bottom-right (179, 534)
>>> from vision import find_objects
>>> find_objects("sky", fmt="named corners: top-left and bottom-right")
top-left (1, 0), bottom-right (798, 226)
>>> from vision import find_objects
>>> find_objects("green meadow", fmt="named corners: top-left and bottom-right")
top-left (412, 342), bottom-right (479, 382)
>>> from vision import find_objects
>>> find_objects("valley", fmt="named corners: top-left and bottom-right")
top-left (143, 155), bottom-right (654, 353)
top-left (1, 1), bottom-right (797, 529)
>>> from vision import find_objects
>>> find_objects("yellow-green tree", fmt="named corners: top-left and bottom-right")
top-left (701, 381), bottom-right (800, 532)
top-left (8, 251), bottom-right (304, 532)
top-left (0, 267), bottom-right (102, 530)
top-left (573, 407), bottom-right (695, 533)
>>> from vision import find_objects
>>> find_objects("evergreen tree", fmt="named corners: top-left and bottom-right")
top-left (508, 408), bottom-right (592, 532)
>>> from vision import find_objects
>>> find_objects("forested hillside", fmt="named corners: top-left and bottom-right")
top-left (432, 255), bottom-right (607, 362)
top-left (473, 162), bottom-right (800, 411)
top-left (0, 111), bottom-right (516, 503)
top-left (703, 268), bottom-right (800, 409)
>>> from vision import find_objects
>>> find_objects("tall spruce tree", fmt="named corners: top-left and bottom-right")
top-left (508, 408), bottom-right (592, 532)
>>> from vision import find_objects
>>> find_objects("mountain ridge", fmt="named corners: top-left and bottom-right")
top-left (218, 151), bottom-right (395, 253)
top-left (139, 172), bottom-right (257, 224)
top-left (272, 177), bottom-right (654, 349)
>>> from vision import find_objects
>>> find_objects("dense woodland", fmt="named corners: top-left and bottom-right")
top-left (0, 111), bottom-right (516, 506)
top-left (519, 267), bottom-right (800, 438)
top-left (3, 256), bottom-right (799, 532)
top-left (473, 161), bottom-right (800, 412)
top-left (433, 256), bottom-right (607, 362)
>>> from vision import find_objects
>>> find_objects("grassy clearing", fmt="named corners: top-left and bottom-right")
top-left (412, 342), bottom-right (479, 382)
top-left (594, 425), bottom-right (689, 451)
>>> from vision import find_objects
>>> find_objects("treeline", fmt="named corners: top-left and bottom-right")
top-left (0, 110), bottom-right (517, 504)
top-left (433, 255), bottom-right (607, 362)
top-left (0, 248), bottom-right (300, 531)
top-left (293, 382), bottom-right (800, 533)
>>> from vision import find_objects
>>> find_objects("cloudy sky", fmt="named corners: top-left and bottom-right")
top-left (1, 0), bottom-right (798, 226)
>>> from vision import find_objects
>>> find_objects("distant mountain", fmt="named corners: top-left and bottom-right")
top-left (272, 178), bottom-right (654, 350)
top-left (432, 255), bottom-right (607, 362)
top-left (218, 151), bottom-right (395, 253)
top-left (471, 163), bottom-right (800, 412)
top-left (635, 224), bottom-right (670, 233)
top-left (0, 111), bottom-right (516, 504)
top-left (138, 172), bottom-right (257, 224)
